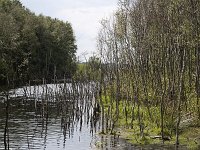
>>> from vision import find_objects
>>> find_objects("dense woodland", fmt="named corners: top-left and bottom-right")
top-left (0, 0), bottom-right (77, 86)
top-left (96, 0), bottom-right (200, 147)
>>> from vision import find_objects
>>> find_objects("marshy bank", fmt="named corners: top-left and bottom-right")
top-left (0, 82), bottom-right (194, 150)
top-left (94, 0), bottom-right (200, 149)
top-left (0, 82), bottom-right (134, 150)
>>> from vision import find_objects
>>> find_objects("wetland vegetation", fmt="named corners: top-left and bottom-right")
top-left (0, 0), bottom-right (200, 149)
top-left (95, 0), bottom-right (200, 149)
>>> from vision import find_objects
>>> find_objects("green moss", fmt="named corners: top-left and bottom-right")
top-left (99, 92), bottom-right (200, 149)
top-left (179, 127), bottom-right (200, 149)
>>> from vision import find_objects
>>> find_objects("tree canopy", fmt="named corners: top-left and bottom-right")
top-left (0, 0), bottom-right (77, 86)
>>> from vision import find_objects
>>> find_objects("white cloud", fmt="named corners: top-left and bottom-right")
top-left (20, 0), bottom-right (118, 60)
top-left (55, 6), bottom-right (116, 58)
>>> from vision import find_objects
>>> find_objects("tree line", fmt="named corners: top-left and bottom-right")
top-left (0, 0), bottom-right (77, 87)
top-left (97, 0), bottom-right (200, 146)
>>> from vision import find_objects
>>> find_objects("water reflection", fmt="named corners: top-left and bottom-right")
top-left (0, 83), bottom-right (100, 150)
top-left (0, 83), bottom-right (190, 150)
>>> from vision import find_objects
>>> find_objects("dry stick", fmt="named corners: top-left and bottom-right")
top-left (176, 43), bottom-right (186, 146)
top-left (4, 93), bottom-right (9, 150)
top-left (100, 67), bottom-right (105, 134)
top-left (196, 46), bottom-right (200, 119)
top-left (26, 128), bottom-right (30, 150)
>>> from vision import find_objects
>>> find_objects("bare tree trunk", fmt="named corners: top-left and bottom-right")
top-left (4, 93), bottom-right (9, 150)
top-left (176, 46), bottom-right (186, 146)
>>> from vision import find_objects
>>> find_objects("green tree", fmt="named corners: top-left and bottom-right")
top-left (0, 0), bottom-right (77, 86)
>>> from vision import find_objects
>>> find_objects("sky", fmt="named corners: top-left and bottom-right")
top-left (20, 0), bottom-right (118, 61)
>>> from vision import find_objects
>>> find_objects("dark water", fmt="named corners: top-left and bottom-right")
top-left (0, 99), bottom-right (94, 150)
top-left (0, 84), bottom-right (189, 150)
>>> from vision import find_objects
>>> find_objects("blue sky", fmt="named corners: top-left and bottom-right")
top-left (20, 0), bottom-right (118, 61)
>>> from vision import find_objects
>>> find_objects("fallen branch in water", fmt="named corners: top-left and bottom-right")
top-left (150, 135), bottom-right (171, 141)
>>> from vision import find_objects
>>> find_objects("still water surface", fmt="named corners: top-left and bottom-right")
top-left (0, 84), bottom-right (189, 150)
